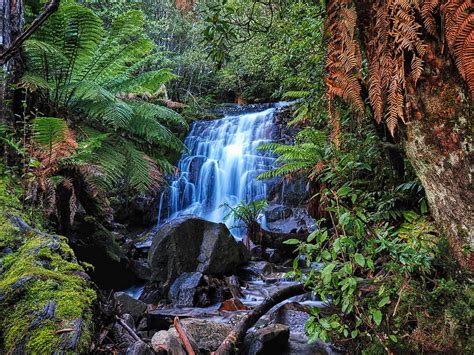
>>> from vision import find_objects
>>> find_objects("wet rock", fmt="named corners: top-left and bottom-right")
top-left (265, 205), bottom-right (293, 222)
top-left (148, 216), bottom-right (248, 291)
top-left (126, 341), bottom-right (154, 355)
top-left (269, 302), bottom-right (331, 355)
top-left (169, 272), bottom-right (204, 306)
top-left (114, 292), bottom-right (147, 321)
top-left (139, 282), bottom-right (162, 304)
top-left (263, 248), bottom-right (282, 263)
top-left (219, 298), bottom-right (249, 312)
top-left (243, 324), bottom-right (290, 355)
top-left (169, 272), bottom-right (231, 307)
top-left (239, 261), bottom-right (275, 280)
top-left (177, 319), bottom-right (232, 352)
top-left (113, 314), bottom-right (137, 346)
top-left (130, 258), bottom-right (152, 281)
top-left (151, 330), bottom-right (186, 355)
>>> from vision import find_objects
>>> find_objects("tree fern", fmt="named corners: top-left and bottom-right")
top-left (22, 3), bottom-right (185, 193)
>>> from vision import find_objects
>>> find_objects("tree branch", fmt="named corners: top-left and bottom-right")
top-left (0, 0), bottom-right (61, 66)
top-left (213, 283), bottom-right (306, 355)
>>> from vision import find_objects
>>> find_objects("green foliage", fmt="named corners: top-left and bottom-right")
top-left (221, 199), bottom-right (268, 229)
top-left (31, 117), bottom-right (68, 152)
top-left (22, 2), bottom-right (187, 193)
top-left (0, 173), bottom-right (95, 353)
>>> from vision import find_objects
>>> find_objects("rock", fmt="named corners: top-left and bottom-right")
top-left (148, 216), bottom-right (248, 291)
top-left (114, 292), bottom-right (147, 321)
top-left (239, 261), bottom-right (275, 280)
top-left (265, 205), bottom-right (293, 222)
top-left (169, 272), bottom-right (204, 306)
top-left (113, 314), bottom-right (137, 346)
top-left (219, 298), bottom-right (249, 312)
top-left (177, 319), bottom-right (232, 352)
top-left (151, 330), bottom-right (186, 355)
top-left (243, 324), bottom-right (290, 355)
top-left (130, 258), bottom-right (152, 281)
top-left (126, 341), bottom-right (154, 355)
top-left (168, 272), bottom-right (231, 307)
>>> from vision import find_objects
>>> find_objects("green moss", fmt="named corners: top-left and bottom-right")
top-left (0, 171), bottom-right (96, 353)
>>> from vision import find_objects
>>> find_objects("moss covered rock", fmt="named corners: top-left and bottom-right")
top-left (0, 175), bottom-right (96, 353)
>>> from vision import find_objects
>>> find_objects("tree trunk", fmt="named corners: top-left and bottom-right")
top-left (0, 0), bottom-right (24, 119)
top-left (404, 40), bottom-right (473, 270)
top-left (354, 1), bottom-right (474, 271)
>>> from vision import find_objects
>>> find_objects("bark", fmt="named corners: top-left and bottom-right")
top-left (404, 40), bottom-right (473, 270)
top-left (355, 2), bottom-right (474, 270)
top-left (214, 283), bottom-right (306, 355)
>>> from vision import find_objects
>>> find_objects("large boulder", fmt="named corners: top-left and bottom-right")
top-left (177, 319), bottom-right (232, 353)
top-left (148, 216), bottom-right (248, 291)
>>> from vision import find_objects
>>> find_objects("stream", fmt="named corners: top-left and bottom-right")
top-left (124, 103), bottom-right (333, 354)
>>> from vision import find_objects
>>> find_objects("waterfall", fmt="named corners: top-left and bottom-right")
top-left (157, 104), bottom-right (288, 237)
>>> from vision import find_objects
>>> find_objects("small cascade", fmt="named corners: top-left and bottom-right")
top-left (157, 104), bottom-right (289, 236)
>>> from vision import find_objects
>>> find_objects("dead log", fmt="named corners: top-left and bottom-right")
top-left (115, 316), bottom-right (141, 343)
top-left (214, 283), bottom-right (306, 355)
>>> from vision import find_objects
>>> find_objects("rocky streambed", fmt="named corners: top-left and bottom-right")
top-left (95, 216), bottom-right (336, 355)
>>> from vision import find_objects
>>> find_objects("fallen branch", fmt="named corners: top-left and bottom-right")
top-left (174, 317), bottom-right (199, 355)
top-left (0, 0), bottom-right (60, 65)
top-left (213, 283), bottom-right (306, 355)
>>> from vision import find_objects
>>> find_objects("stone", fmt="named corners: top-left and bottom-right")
top-left (151, 330), bottom-right (186, 355)
top-left (177, 319), bottom-right (232, 352)
top-left (219, 298), bottom-right (249, 312)
top-left (243, 324), bottom-right (290, 355)
top-left (264, 205), bottom-right (293, 222)
top-left (148, 216), bottom-right (248, 291)
top-left (114, 292), bottom-right (147, 321)
top-left (130, 259), bottom-right (152, 281)
top-left (113, 314), bottom-right (137, 346)
top-left (126, 341), bottom-right (154, 355)
top-left (169, 272), bottom-right (204, 306)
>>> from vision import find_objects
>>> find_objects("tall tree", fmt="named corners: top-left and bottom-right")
top-left (325, 0), bottom-right (473, 269)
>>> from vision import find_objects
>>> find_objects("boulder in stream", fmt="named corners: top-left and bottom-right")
top-left (148, 216), bottom-right (248, 291)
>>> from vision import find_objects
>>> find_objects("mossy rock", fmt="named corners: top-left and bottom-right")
top-left (0, 175), bottom-right (96, 353)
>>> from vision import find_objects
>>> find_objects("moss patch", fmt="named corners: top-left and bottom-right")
top-left (0, 172), bottom-right (96, 353)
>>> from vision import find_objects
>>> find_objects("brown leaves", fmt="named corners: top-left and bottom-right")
top-left (441, 0), bottom-right (474, 99)
top-left (325, 0), bottom-right (364, 146)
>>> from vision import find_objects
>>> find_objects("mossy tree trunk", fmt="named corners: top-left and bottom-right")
top-left (404, 40), bottom-right (473, 270)
top-left (355, 4), bottom-right (474, 270)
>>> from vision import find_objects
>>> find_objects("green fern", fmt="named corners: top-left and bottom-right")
top-left (22, 3), bottom-right (185, 192)
top-left (31, 117), bottom-right (69, 150)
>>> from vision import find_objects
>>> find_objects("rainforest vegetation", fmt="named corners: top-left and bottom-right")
top-left (0, 0), bottom-right (472, 354)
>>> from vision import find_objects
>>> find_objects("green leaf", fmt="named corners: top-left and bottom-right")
top-left (389, 335), bottom-right (398, 343)
top-left (284, 239), bottom-right (300, 245)
top-left (351, 330), bottom-right (359, 338)
top-left (354, 253), bottom-right (365, 267)
top-left (378, 296), bottom-right (390, 307)
top-left (337, 185), bottom-right (351, 197)
top-left (372, 310), bottom-right (382, 326)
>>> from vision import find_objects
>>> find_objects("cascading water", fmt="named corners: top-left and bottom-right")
top-left (157, 104), bottom-right (288, 236)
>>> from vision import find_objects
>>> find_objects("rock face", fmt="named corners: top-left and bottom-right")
top-left (151, 330), bottom-right (186, 355)
top-left (148, 216), bottom-right (248, 291)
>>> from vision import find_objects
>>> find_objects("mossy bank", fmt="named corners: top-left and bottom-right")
top-left (0, 172), bottom-right (96, 353)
